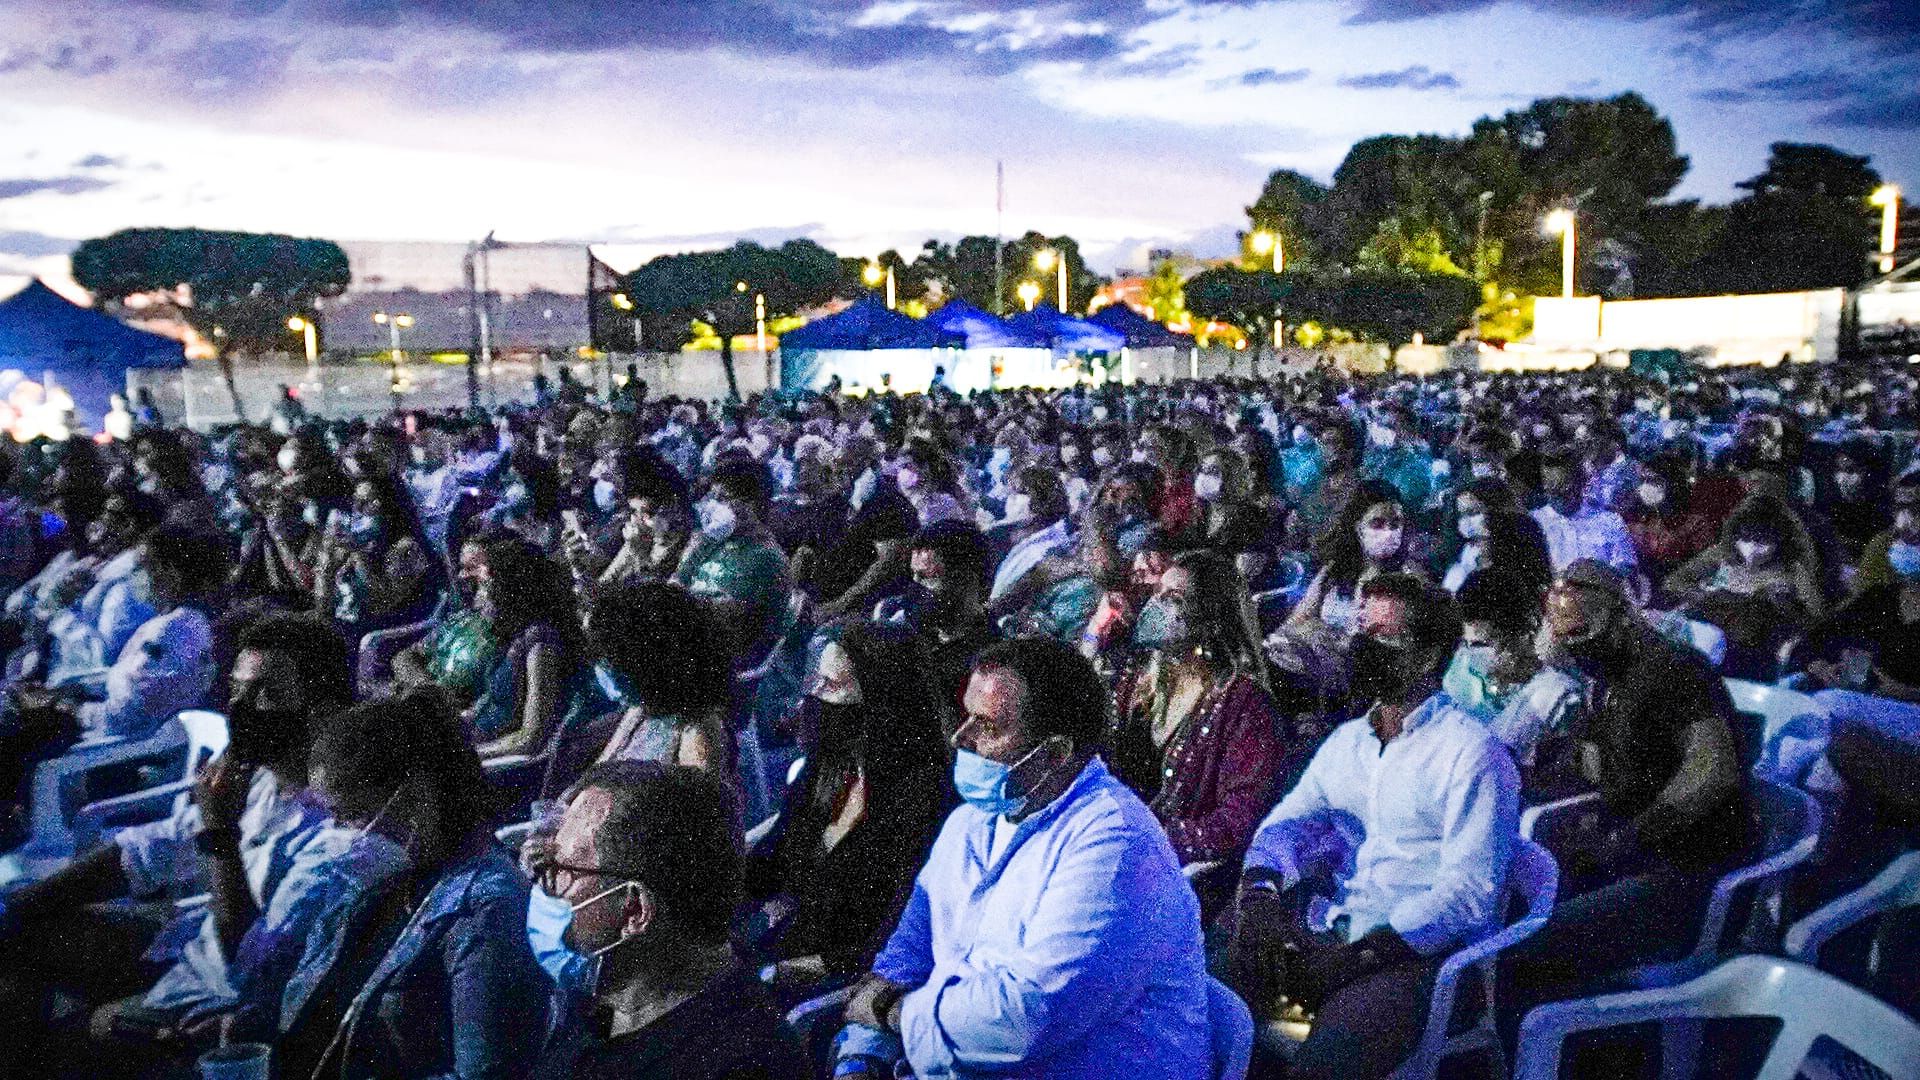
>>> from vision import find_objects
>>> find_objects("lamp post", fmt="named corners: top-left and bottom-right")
top-left (1249, 229), bottom-right (1284, 273)
top-left (611, 291), bottom-right (642, 353)
top-left (1034, 249), bottom-right (1067, 313)
top-left (372, 311), bottom-right (413, 411)
top-left (1017, 280), bottom-right (1041, 312)
top-left (1544, 209), bottom-right (1577, 299)
top-left (863, 261), bottom-right (897, 310)
top-left (1871, 185), bottom-right (1902, 274)
top-left (286, 316), bottom-right (318, 367)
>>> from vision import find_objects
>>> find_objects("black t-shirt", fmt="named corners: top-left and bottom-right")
top-left (1578, 624), bottom-right (1753, 873)
top-left (1805, 585), bottom-right (1920, 688)
top-left (813, 489), bottom-right (917, 601)
top-left (557, 967), bottom-right (810, 1080)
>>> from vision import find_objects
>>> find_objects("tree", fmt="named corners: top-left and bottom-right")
top-left (70, 227), bottom-right (350, 416)
top-left (1143, 259), bottom-right (1188, 324)
top-left (1185, 268), bottom-right (1284, 362)
top-left (1245, 168), bottom-right (1330, 270)
top-left (623, 239), bottom-right (842, 399)
top-left (1695, 144), bottom-right (1883, 294)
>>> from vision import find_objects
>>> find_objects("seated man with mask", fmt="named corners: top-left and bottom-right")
top-left (834, 638), bottom-right (1211, 1080)
top-left (531, 761), bottom-right (808, 1080)
top-left (1226, 573), bottom-right (1519, 1080)
top-left (1448, 569), bottom-right (1589, 801)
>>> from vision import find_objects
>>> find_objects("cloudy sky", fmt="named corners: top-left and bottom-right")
top-left (0, 0), bottom-right (1915, 289)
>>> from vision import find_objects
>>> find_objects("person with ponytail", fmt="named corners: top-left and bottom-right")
top-left (1109, 549), bottom-right (1286, 869)
top-left (233, 690), bottom-right (548, 1080)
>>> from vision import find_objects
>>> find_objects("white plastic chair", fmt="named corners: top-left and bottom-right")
top-left (1390, 838), bottom-right (1559, 1080)
top-left (1514, 956), bottom-right (1920, 1080)
top-left (1785, 850), bottom-right (1920, 978)
top-left (1723, 679), bottom-right (1827, 788)
top-left (1207, 974), bottom-right (1254, 1080)
top-left (14, 710), bottom-right (224, 861)
top-left (69, 710), bottom-right (229, 852)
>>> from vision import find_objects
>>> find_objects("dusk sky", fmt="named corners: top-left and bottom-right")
top-left (1, 0), bottom-right (1915, 287)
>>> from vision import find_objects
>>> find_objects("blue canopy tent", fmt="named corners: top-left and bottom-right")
top-left (0, 281), bottom-right (184, 429)
top-left (1007, 308), bottom-right (1126, 353)
top-left (924, 299), bottom-right (1046, 349)
top-left (780, 296), bottom-right (962, 391)
top-left (1090, 303), bottom-right (1188, 348)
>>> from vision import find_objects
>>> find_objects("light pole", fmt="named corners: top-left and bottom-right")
top-left (1034, 249), bottom-right (1067, 313)
top-left (1544, 209), bottom-right (1577, 299)
top-left (611, 291), bottom-right (642, 353)
top-left (1249, 229), bottom-right (1284, 273)
top-left (1871, 184), bottom-right (1902, 274)
top-left (1017, 280), bottom-right (1041, 312)
top-left (286, 316), bottom-right (318, 367)
top-left (373, 311), bottom-right (413, 411)
top-left (863, 262), bottom-right (897, 310)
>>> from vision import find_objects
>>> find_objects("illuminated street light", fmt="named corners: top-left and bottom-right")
top-left (1017, 280), bottom-right (1041, 312)
top-left (1249, 229), bottom-right (1284, 273)
top-left (1033, 249), bottom-right (1067, 312)
top-left (1543, 209), bottom-right (1577, 299)
top-left (864, 261), bottom-right (897, 309)
top-left (610, 292), bottom-right (642, 352)
top-left (610, 292), bottom-right (633, 311)
top-left (1871, 184), bottom-right (1902, 274)
top-left (372, 311), bottom-right (413, 410)
top-left (286, 315), bottom-right (317, 365)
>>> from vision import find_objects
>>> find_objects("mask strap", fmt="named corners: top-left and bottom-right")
top-left (354, 786), bottom-right (404, 842)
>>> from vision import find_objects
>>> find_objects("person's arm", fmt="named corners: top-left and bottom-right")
top-left (1661, 543), bottom-right (1724, 601)
top-left (892, 818), bottom-right (1173, 1076)
top-left (1384, 739), bottom-right (1520, 955)
top-left (439, 887), bottom-right (551, 1080)
top-left (986, 552), bottom-right (1080, 621)
top-left (197, 759), bottom-right (262, 957)
top-left (477, 640), bottom-right (562, 759)
top-left (1241, 731), bottom-right (1339, 885)
top-left (819, 538), bottom-right (907, 619)
top-left (2, 844), bottom-right (127, 924)
top-left (1283, 567), bottom-right (1333, 633)
top-left (1790, 558), bottom-right (1826, 620)
top-left (1633, 708), bottom-right (1742, 851)
top-left (1161, 681), bottom-right (1282, 865)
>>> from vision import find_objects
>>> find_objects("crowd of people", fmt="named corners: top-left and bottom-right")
top-left (0, 355), bottom-right (1914, 1078)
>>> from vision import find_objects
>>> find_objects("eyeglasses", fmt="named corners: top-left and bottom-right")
top-left (537, 859), bottom-right (638, 897)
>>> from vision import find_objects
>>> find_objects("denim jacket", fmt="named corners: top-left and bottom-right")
top-left (239, 839), bottom-right (549, 1080)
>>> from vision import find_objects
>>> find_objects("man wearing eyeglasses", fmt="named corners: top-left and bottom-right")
top-left (531, 761), bottom-right (808, 1080)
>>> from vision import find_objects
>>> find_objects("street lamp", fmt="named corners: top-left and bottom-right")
top-left (863, 261), bottom-right (897, 310)
top-left (286, 315), bottom-right (318, 366)
top-left (1017, 280), bottom-right (1041, 312)
top-left (1034, 249), bottom-right (1067, 313)
top-left (1249, 229), bottom-right (1284, 273)
top-left (372, 311), bottom-right (413, 410)
top-left (610, 291), bottom-right (643, 353)
top-left (1871, 184), bottom-right (1902, 274)
top-left (1544, 209), bottom-right (1577, 299)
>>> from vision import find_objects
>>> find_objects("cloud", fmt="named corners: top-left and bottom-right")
top-left (1237, 67), bottom-right (1311, 87)
top-left (1338, 65), bottom-right (1459, 91)
top-left (73, 153), bottom-right (123, 169)
top-left (1697, 67), bottom-right (1864, 103)
top-left (1325, 0), bottom-right (1920, 53)
top-left (0, 230), bottom-right (77, 257)
top-left (0, 176), bottom-right (114, 199)
top-left (1818, 90), bottom-right (1920, 130)
top-left (1108, 43), bottom-right (1202, 77)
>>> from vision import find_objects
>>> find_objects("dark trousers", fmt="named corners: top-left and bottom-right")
top-left (0, 901), bottom-right (171, 1079)
top-left (1495, 866), bottom-right (1716, 1062)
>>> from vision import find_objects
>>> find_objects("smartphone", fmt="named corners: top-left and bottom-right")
top-left (560, 509), bottom-right (582, 534)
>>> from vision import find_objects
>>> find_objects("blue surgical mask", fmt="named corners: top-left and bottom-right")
top-left (949, 726), bottom-right (1061, 819)
top-left (1890, 541), bottom-right (1920, 581)
top-left (593, 479), bottom-right (619, 513)
top-left (526, 879), bottom-right (637, 995)
top-left (594, 661), bottom-right (632, 707)
top-left (1132, 597), bottom-right (1189, 650)
top-left (1443, 644), bottom-right (1506, 719)
top-left (126, 566), bottom-right (156, 607)
top-left (696, 497), bottom-right (736, 542)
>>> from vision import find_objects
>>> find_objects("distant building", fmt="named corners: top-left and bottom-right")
top-left (319, 240), bottom-right (593, 355)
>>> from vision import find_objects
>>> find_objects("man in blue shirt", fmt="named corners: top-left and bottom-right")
top-left (836, 639), bottom-right (1212, 1079)
top-left (1226, 574), bottom-right (1520, 1080)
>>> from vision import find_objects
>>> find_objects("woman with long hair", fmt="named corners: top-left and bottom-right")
top-left (314, 470), bottom-right (446, 638)
top-left (1664, 491), bottom-right (1826, 675)
top-left (1110, 549), bottom-right (1284, 867)
top-left (1288, 481), bottom-right (1421, 636)
top-left (585, 579), bottom-right (736, 789)
top-left (468, 531), bottom-right (593, 758)
top-left (231, 691), bottom-right (548, 1080)
top-left (743, 620), bottom-right (950, 1002)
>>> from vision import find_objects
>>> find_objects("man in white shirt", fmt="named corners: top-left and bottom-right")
top-left (0, 613), bottom-right (353, 1065)
top-left (1227, 574), bottom-right (1520, 1080)
top-left (1531, 453), bottom-right (1637, 577)
top-left (836, 639), bottom-right (1212, 1080)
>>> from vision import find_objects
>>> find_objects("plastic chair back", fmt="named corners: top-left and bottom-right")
top-left (1206, 975), bottom-right (1254, 1080)
top-left (1786, 850), bottom-right (1920, 975)
top-left (1724, 679), bottom-right (1827, 787)
top-left (1392, 838), bottom-right (1558, 1080)
top-left (1514, 956), bottom-right (1920, 1080)
top-left (16, 718), bottom-right (192, 861)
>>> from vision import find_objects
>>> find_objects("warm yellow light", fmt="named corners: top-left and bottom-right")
top-left (372, 311), bottom-right (389, 325)
top-left (1871, 184), bottom-right (1900, 207)
top-left (862, 263), bottom-right (884, 286)
top-left (1544, 209), bottom-right (1575, 235)
top-left (1249, 231), bottom-right (1276, 255)
top-left (394, 314), bottom-right (414, 328)
top-left (1017, 280), bottom-right (1041, 310)
top-left (610, 292), bottom-right (633, 311)
top-left (735, 281), bottom-right (749, 293)
top-left (1034, 249), bottom-right (1058, 272)
top-left (287, 316), bottom-right (307, 331)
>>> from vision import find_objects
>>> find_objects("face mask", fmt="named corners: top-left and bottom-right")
top-left (1889, 541), bottom-right (1920, 580)
top-left (501, 483), bottom-right (530, 512)
top-left (1292, 425), bottom-right (1314, 447)
top-left (850, 468), bottom-right (876, 508)
top-left (1193, 472), bottom-right (1224, 501)
top-left (1368, 423), bottom-right (1398, 449)
top-left (127, 566), bottom-right (157, 607)
top-left (593, 479), bottom-right (619, 512)
top-left (1092, 406), bottom-right (1109, 422)
top-left (227, 700), bottom-right (304, 766)
top-left (748, 433), bottom-right (774, 459)
top-left (408, 445), bottom-right (428, 466)
top-left (1360, 524), bottom-right (1403, 561)
top-left (1349, 635), bottom-right (1415, 706)
top-left (988, 446), bottom-right (1012, 472)
top-left (302, 502), bottom-right (321, 527)
top-left (1060, 445), bottom-right (1079, 464)
top-left (1129, 448), bottom-right (1150, 465)
top-left (1470, 462), bottom-right (1501, 481)
top-left (277, 445), bottom-right (299, 473)
top-left (896, 466), bottom-right (921, 493)
top-left (1637, 483), bottom-right (1667, 509)
top-left (1002, 492), bottom-right (1032, 524)
top-left (951, 739), bottom-right (1057, 820)
top-left (594, 661), bottom-right (633, 706)
top-left (348, 512), bottom-right (382, 546)
top-left (1092, 446), bottom-right (1115, 468)
top-left (526, 879), bottom-right (639, 995)
top-left (1834, 472), bottom-right (1862, 496)
top-left (1457, 513), bottom-right (1488, 541)
top-left (696, 498), bottom-right (736, 542)
top-left (1442, 645), bottom-right (1506, 719)
top-left (1735, 539), bottom-right (1777, 566)
top-left (1133, 596), bottom-right (1190, 650)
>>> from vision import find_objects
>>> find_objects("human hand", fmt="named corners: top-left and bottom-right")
top-left (845, 974), bottom-right (910, 1031)
top-left (1225, 880), bottom-right (1297, 1017)
top-left (194, 756), bottom-right (255, 831)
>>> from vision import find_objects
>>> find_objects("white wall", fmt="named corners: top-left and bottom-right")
top-left (1530, 289), bottom-right (1844, 362)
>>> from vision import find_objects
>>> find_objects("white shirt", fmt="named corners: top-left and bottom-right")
top-left (76, 605), bottom-right (217, 740)
top-left (988, 518), bottom-right (1076, 606)
top-left (1531, 505), bottom-right (1639, 576)
top-left (1245, 695), bottom-right (1520, 954)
